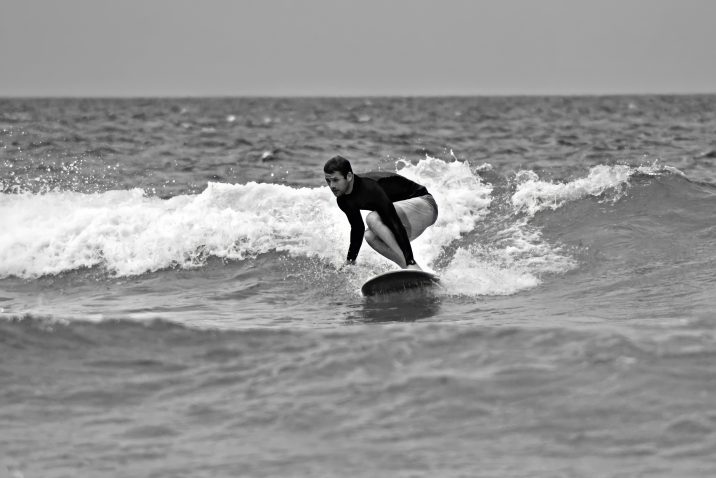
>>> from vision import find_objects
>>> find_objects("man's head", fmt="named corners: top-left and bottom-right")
top-left (324, 155), bottom-right (354, 197)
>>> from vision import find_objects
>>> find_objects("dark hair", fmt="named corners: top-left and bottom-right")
top-left (323, 155), bottom-right (352, 177)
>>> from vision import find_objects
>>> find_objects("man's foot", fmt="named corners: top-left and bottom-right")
top-left (405, 263), bottom-right (422, 271)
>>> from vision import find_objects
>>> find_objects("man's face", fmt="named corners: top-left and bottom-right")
top-left (325, 171), bottom-right (353, 197)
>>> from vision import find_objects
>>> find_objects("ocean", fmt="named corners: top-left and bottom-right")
top-left (1, 95), bottom-right (716, 477)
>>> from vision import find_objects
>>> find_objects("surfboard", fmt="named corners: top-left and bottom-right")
top-left (361, 269), bottom-right (440, 296)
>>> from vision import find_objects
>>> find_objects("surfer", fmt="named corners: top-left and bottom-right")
top-left (323, 155), bottom-right (438, 271)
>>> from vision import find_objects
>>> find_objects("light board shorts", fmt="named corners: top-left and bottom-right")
top-left (394, 194), bottom-right (438, 240)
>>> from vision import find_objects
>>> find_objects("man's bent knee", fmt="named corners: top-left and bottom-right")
top-left (366, 211), bottom-right (381, 230)
top-left (364, 229), bottom-right (376, 243)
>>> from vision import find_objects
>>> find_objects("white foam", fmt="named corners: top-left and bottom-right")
top-left (0, 157), bottom-right (494, 279)
top-left (440, 218), bottom-right (577, 296)
top-left (511, 163), bottom-right (673, 216)
top-left (0, 184), bottom-right (335, 278)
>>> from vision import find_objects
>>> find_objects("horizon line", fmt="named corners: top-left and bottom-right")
top-left (2, 90), bottom-right (716, 100)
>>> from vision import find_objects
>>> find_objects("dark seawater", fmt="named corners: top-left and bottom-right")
top-left (1, 96), bottom-right (716, 477)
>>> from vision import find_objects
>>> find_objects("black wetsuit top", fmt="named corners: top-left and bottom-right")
top-left (337, 172), bottom-right (429, 265)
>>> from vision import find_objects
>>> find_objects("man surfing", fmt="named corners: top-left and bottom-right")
top-left (324, 155), bottom-right (438, 271)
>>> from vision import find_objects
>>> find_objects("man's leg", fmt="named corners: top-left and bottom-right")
top-left (364, 212), bottom-right (408, 268)
top-left (365, 230), bottom-right (406, 268)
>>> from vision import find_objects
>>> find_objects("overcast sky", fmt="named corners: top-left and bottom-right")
top-left (2, 0), bottom-right (715, 97)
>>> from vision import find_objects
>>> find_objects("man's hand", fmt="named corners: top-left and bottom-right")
top-left (338, 259), bottom-right (355, 271)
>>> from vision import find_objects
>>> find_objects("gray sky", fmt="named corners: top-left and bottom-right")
top-left (2, 0), bottom-right (715, 96)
